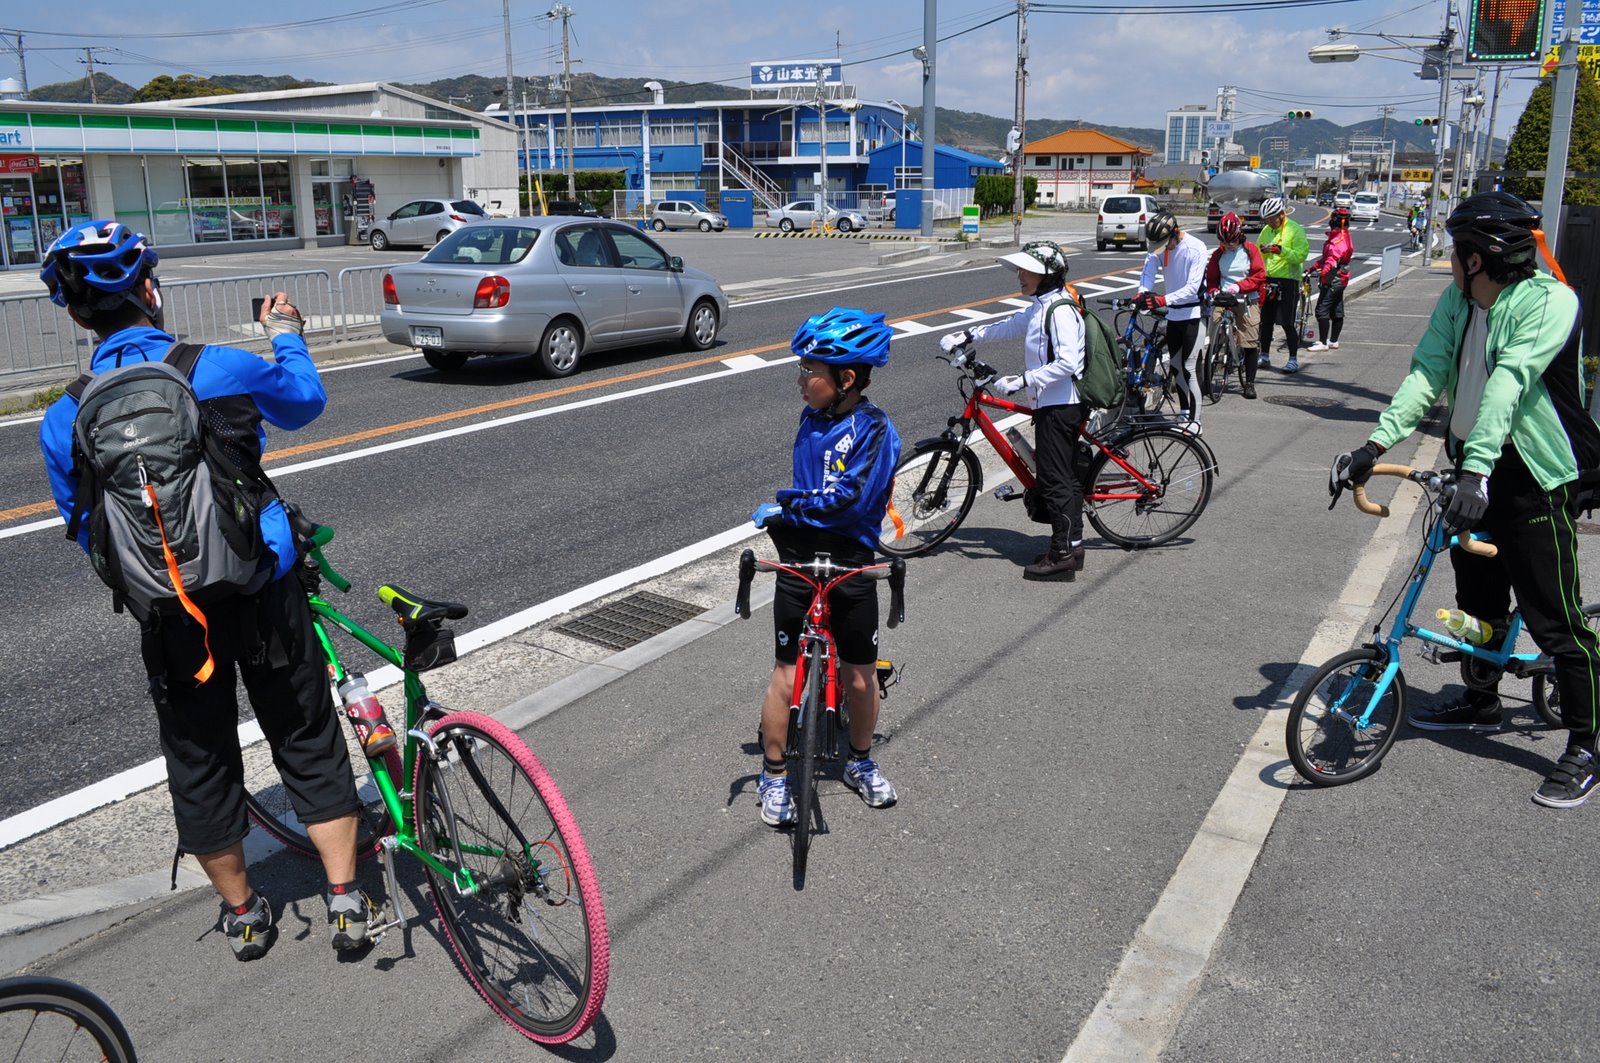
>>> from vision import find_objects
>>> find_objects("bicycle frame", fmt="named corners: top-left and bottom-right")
top-left (935, 368), bottom-right (1169, 504)
top-left (1337, 509), bottom-right (1537, 731)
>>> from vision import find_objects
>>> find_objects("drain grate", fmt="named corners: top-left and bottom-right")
top-left (553, 590), bottom-right (707, 651)
top-left (1262, 394), bottom-right (1346, 409)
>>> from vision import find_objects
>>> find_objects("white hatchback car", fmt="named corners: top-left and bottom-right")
top-left (1096, 193), bottom-right (1162, 251)
top-left (1350, 192), bottom-right (1382, 223)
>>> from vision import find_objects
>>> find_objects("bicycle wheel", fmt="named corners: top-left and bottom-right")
top-left (1528, 602), bottom-right (1600, 729)
top-left (414, 711), bottom-right (609, 1044)
top-left (1202, 328), bottom-right (1227, 405)
top-left (878, 440), bottom-right (980, 557)
top-left (0, 975), bottom-right (137, 1063)
top-left (790, 644), bottom-right (824, 874)
top-left (245, 718), bottom-right (402, 861)
top-left (1083, 426), bottom-right (1214, 548)
top-left (1287, 648), bottom-right (1406, 785)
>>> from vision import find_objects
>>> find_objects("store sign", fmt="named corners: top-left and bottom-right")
top-left (750, 61), bottom-right (842, 89)
top-left (1540, 42), bottom-right (1600, 75)
top-left (1550, 0), bottom-right (1600, 44)
top-left (1399, 168), bottom-right (1434, 181)
top-left (0, 155), bottom-right (39, 174)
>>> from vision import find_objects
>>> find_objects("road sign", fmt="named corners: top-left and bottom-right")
top-left (1210, 121), bottom-right (1234, 139)
top-left (1550, 0), bottom-right (1600, 45)
top-left (1250, 155), bottom-right (1261, 168)
top-left (1540, 42), bottom-right (1600, 76)
top-left (1399, 168), bottom-right (1434, 181)
top-left (962, 204), bottom-right (980, 236)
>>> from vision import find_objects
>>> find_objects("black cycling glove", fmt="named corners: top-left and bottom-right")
top-left (1329, 440), bottom-right (1384, 499)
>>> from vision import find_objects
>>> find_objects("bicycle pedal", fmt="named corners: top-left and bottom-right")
top-left (993, 485), bottom-right (1021, 502)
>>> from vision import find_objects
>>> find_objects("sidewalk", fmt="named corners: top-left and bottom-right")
top-left (18, 263), bottom-right (1600, 1063)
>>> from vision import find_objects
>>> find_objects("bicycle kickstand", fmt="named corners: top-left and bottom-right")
top-left (368, 837), bottom-right (412, 944)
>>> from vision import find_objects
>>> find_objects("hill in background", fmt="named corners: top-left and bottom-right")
top-left (22, 71), bottom-right (1496, 161)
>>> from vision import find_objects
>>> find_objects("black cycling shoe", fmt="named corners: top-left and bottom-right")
top-left (1407, 693), bottom-right (1503, 733)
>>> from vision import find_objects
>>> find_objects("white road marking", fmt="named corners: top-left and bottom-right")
top-left (719, 354), bottom-right (771, 371)
top-left (891, 319), bottom-right (938, 334)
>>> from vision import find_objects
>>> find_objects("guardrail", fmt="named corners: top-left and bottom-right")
top-left (1, 265), bottom-right (409, 381)
top-left (1380, 243), bottom-right (1403, 287)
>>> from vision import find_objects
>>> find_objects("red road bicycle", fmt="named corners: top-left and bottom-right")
top-left (877, 343), bottom-right (1219, 558)
top-left (736, 550), bottom-right (906, 878)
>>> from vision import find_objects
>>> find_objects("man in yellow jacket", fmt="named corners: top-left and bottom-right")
top-left (1256, 195), bottom-right (1310, 372)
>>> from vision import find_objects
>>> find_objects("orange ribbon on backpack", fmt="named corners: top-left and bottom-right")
top-left (144, 483), bottom-right (216, 684)
top-left (1533, 228), bottom-right (1570, 287)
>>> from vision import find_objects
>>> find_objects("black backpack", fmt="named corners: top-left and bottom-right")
top-left (65, 343), bottom-right (277, 626)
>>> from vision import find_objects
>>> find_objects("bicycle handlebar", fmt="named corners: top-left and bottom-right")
top-left (286, 503), bottom-right (352, 593)
top-left (1351, 464), bottom-right (1497, 557)
top-left (735, 548), bottom-right (907, 628)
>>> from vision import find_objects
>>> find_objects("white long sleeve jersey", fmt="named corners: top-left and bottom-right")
top-left (967, 291), bottom-right (1085, 408)
top-left (1139, 232), bottom-right (1209, 322)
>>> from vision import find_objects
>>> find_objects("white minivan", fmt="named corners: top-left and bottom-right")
top-left (1351, 192), bottom-right (1382, 223)
top-left (1096, 193), bottom-right (1162, 251)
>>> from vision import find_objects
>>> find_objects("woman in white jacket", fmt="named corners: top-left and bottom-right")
top-left (940, 240), bottom-right (1088, 582)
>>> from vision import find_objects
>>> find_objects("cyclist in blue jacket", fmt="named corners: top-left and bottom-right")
top-left (36, 221), bottom-right (371, 960)
top-left (750, 307), bottom-right (902, 827)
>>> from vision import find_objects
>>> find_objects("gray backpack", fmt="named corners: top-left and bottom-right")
top-left (65, 343), bottom-right (274, 620)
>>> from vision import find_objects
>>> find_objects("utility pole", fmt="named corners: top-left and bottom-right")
top-left (1481, 66), bottom-right (1504, 176)
top-left (919, 0), bottom-right (936, 237)
top-left (80, 47), bottom-right (98, 104)
top-left (502, 0), bottom-right (523, 214)
top-left (2, 32), bottom-right (26, 94)
top-left (1011, 0), bottom-right (1028, 246)
top-left (1423, 2), bottom-right (1455, 249)
top-left (550, 4), bottom-right (576, 199)
top-left (1542, 0), bottom-right (1582, 256)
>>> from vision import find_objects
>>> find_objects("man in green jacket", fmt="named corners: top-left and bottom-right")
top-left (1256, 195), bottom-right (1310, 372)
top-left (1331, 192), bottom-right (1600, 808)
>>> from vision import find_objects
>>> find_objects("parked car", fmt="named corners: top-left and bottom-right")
top-left (650, 201), bottom-right (729, 232)
top-left (1350, 191), bottom-right (1382, 223)
top-left (765, 200), bottom-right (869, 232)
top-left (380, 218), bottom-right (728, 377)
top-left (369, 198), bottom-right (490, 251)
top-left (1332, 191), bottom-right (1355, 210)
top-left (544, 199), bottom-right (601, 217)
top-left (1096, 193), bottom-right (1161, 251)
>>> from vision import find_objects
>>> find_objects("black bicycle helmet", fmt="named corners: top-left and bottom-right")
top-left (1445, 191), bottom-right (1540, 268)
top-left (1145, 211), bottom-right (1178, 245)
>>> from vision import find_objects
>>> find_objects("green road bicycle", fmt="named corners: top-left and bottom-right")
top-left (243, 518), bottom-right (609, 1045)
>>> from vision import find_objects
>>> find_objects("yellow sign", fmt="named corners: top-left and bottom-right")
top-left (1249, 154), bottom-right (1260, 168)
top-left (1541, 44), bottom-right (1600, 78)
top-left (1399, 169), bottom-right (1434, 182)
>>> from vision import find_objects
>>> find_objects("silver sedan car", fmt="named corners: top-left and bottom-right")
top-left (764, 200), bottom-right (869, 232)
top-left (380, 218), bottom-right (728, 377)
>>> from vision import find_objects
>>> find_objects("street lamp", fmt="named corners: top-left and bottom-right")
top-left (886, 98), bottom-right (911, 192)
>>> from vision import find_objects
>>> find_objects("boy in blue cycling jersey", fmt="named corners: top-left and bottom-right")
top-left (750, 307), bottom-right (902, 827)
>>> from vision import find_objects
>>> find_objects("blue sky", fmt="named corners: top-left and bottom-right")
top-left (4, 0), bottom-right (1543, 137)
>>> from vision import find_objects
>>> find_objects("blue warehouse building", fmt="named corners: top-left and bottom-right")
top-left (509, 88), bottom-right (1003, 228)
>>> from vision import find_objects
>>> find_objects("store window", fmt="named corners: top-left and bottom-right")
top-left (259, 158), bottom-right (295, 238)
top-left (145, 156), bottom-right (189, 246)
top-left (184, 157), bottom-right (229, 242)
top-left (226, 159), bottom-right (264, 240)
top-left (33, 157), bottom-right (87, 247)
top-left (109, 156), bottom-right (153, 239)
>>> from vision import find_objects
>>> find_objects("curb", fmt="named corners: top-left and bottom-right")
top-left (752, 230), bottom-right (921, 240)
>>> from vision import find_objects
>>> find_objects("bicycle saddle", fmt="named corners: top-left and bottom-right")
top-left (378, 584), bottom-right (469, 623)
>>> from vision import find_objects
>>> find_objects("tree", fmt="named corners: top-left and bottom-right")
top-left (133, 75), bottom-right (238, 103)
top-left (1503, 65), bottom-right (1600, 206)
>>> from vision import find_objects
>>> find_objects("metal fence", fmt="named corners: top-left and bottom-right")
top-left (1, 264), bottom-right (406, 380)
top-left (1380, 243), bottom-right (1403, 287)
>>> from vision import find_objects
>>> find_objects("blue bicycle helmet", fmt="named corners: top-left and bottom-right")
top-left (790, 307), bottom-right (893, 367)
top-left (40, 220), bottom-right (160, 311)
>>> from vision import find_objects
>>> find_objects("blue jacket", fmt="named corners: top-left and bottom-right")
top-left (775, 400), bottom-right (901, 552)
top-left (39, 326), bottom-right (326, 583)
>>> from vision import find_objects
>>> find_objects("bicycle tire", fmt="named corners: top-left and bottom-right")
top-left (1083, 426), bottom-right (1213, 548)
top-left (1528, 602), bottom-right (1600, 729)
top-left (1202, 327), bottom-right (1227, 405)
top-left (414, 710), bottom-right (609, 1045)
top-left (878, 440), bottom-right (980, 558)
top-left (790, 645), bottom-right (823, 875)
top-left (245, 722), bottom-right (402, 861)
top-left (0, 975), bottom-right (138, 1063)
top-left (1287, 648), bottom-right (1406, 786)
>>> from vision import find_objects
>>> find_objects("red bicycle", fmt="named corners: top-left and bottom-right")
top-left (736, 550), bottom-right (906, 876)
top-left (877, 343), bottom-right (1219, 557)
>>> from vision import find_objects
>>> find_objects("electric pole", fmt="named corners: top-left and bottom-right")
top-left (2, 32), bottom-right (26, 94)
top-left (550, 4), bottom-right (576, 198)
top-left (502, 0), bottom-right (524, 214)
top-left (1012, 0), bottom-right (1028, 246)
top-left (80, 47), bottom-right (98, 104)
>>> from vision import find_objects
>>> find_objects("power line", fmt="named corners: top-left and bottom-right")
top-left (1, 0), bottom-right (450, 42)
top-left (1033, 0), bottom-right (1365, 11)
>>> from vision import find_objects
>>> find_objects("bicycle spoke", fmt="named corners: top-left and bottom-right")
top-left (1085, 428), bottom-right (1213, 547)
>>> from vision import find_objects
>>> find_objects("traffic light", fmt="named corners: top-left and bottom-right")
top-left (1414, 116), bottom-right (1440, 127)
top-left (1465, 0), bottom-right (1549, 64)
top-left (1285, 109), bottom-right (1314, 119)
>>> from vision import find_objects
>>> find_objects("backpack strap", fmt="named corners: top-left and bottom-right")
top-left (1042, 290), bottom-right (1085, 367)
top-left (162, 341), bottom-right (205, 378)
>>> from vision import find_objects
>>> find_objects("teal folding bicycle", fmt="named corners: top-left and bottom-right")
top-left (1287, 463), bottom-right (1586, 786)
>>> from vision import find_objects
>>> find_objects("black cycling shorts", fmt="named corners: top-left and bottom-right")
top-left (149, 573), bottom-right (361, 853)
top-left (768, 525), bottom-right (881, 667)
